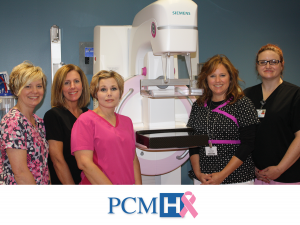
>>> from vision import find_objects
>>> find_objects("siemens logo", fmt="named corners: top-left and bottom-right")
top-left (172, 11), bottom-right (191, 15)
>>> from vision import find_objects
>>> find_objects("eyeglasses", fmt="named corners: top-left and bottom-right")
top-left (257, 60), bottom-right (281, 66)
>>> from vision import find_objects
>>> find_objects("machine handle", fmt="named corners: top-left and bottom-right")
top-left (176, 150), bottom-right (189, 160)
top-left (185, 53), bottom-right (193, 88)
top-left (186, 96), bottom-right (193, 106)
top-left (115, 88), bottom-right (134, 113)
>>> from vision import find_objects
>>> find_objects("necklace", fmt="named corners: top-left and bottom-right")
top-left (205, 98), bottom-right (231, 148)
top-left (206, 101), bottom-right (221, 148)
top-left (210, 99), bottom-right (225, 108)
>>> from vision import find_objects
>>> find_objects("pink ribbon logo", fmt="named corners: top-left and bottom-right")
top-left (179, 191), bottom-right (198, 218)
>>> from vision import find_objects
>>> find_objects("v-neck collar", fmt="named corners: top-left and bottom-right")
top-left (12, 108), bottom-right (39, 130)
top-left (260, 81), bottom-right (284, 102)
top-left (90, 110), bottom-right (118, 128)
top-left (64, 107), bottom-right (77, 120)
top-left (63, 107), bottom-right (88, 119)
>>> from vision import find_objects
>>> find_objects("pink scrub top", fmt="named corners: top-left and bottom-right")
top-left (71, 110), bottom-right (136, 184)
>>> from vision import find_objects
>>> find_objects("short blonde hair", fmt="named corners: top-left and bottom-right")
top-left (90, 70), bottom-right (124, 99)
top-left (9, 61), bottom-right (47, 97)
top-left (51, 64), bottom-right (90, 108)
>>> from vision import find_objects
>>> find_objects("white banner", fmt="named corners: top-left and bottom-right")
top-left (2, 185), bottom-right (299, 224)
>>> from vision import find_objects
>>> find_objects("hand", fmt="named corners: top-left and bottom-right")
top-left (255, 167), bottom-right (270, 183)
top-left (259, 166), bottom-right (283, 181)
top-left (195, 173), bottom-right (212, 184)
top-left (205, 172), bottom-right (226, 185)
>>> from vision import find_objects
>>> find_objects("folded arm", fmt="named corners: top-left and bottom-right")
top-left (207, 124), bottom-right (255, 184)
top-left (260, 130), bottom-right (300, 180)
top-left (207, 156), bottom-right (243, 184)
top-left (189, 150), bottom-right (212, 184)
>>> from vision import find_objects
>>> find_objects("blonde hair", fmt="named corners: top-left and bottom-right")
top-left (90, 70), bottom-right (124, 99)
top-left (51, 64), bottom-right (90, 108)
top-left (9, 61), bottom-right (46, 97)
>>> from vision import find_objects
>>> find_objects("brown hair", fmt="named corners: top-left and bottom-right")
top-left (9, 61), bottom-right (46, 97)
top-left (51, 64), bottom-right (90, 108)
top-left (256, 43), bottom-right (284, 75)
top-left (90, 70), bottom-right (124, 99)
top-left (196, 54), bottom-right (244, 106)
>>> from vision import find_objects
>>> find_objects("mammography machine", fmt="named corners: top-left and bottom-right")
top-left (93, 0), bottom-right (207, 184)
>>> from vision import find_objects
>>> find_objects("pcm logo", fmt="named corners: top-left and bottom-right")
top-left (108, 192), bottom-right (198, 218)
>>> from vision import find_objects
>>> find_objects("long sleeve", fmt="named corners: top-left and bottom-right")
top-left (234, 124), bottom-right (256, 161)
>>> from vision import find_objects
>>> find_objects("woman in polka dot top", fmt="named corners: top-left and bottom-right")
top-left (188, 54), bottom-right (259, 185)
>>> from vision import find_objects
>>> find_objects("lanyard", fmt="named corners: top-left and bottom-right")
top-left (260, 99), bottom-right (266, 109)
top-left (206, 100), bottom-right (229, 147)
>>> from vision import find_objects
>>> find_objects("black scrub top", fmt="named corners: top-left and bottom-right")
top-left (44, 107), bottom-right (88, 184)
top-left (244, 81), bottom-right (300, 183)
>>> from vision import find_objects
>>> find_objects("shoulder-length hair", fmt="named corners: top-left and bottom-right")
top-left (51, 64), bottom-right (90, 108)
top-left (9, 61), bottom-right (47, 97)
top-left (196, 54), bottom-right (244, 106)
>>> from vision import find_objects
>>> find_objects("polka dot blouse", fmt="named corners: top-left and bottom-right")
top-left (188, 96), bottom-right (259, 184)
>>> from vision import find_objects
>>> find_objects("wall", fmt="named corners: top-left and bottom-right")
top-left (1, 0), bottom-right (299, 184)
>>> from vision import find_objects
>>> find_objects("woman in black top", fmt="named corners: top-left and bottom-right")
top-left (244, 44), bottom-right (300, 184)
top-left (44, 64), bottom-right (90, 184)
top-left (188, 55), bottom-right (259, 184)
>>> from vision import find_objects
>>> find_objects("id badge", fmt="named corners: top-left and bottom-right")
top-left (205, 146), bottom-right (217, 156)
top-left (257, 109), bottom-right (266, 118)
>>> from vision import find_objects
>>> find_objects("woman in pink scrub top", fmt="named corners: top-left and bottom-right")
top-left (71, 70), bottom-right (142, 185)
